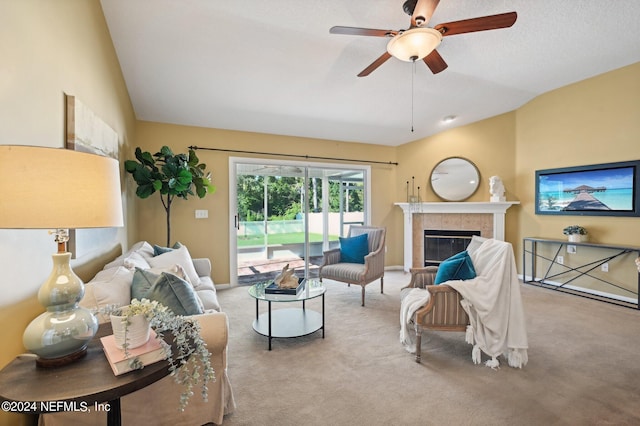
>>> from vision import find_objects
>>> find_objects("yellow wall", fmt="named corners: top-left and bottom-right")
top-left (397, 112), bottom-right (517, 203)
top-left (396, 112), bottom-right (519, 242)
top-left (515, 62), bottom-right (640, 247)
top-left (0, 1), bottom-right (135, 424)
top-left (132, 123), bottom-right (398, 284)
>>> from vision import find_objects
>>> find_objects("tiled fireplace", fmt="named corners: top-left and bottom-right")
top-left (395, 202), bottom-right (519, 271)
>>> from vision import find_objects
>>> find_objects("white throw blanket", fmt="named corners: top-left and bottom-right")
top-left (447, 239), bottom-right (528, 369)
top-left (399, 287), bottom-right (431, 353)
top-left (399, 239), bottom-right (528, 369)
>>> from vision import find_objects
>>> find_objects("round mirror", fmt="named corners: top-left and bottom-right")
top-left (430, 157), bottom-right (480, 201)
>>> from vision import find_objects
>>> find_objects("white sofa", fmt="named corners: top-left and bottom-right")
top-left (40, 241), bottom-right (236, 426)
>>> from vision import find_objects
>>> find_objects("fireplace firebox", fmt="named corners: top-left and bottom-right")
top-left (424, 230), bottom-right (481, 266)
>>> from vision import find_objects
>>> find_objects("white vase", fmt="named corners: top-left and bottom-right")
top-left (568, 234), bottom-right (587, 243)
top-left (110, 307), bottom-right (151, 349)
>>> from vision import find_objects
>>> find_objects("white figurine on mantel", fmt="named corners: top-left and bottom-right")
top-left (489, 176), bottom-right (506, 202)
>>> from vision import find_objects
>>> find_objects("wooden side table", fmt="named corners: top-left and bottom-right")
top-left (0, 323), bottom-right (172, 426)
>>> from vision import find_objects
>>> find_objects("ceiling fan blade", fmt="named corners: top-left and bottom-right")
top-left (434, 12), bottom-right (517, 36)
top-left (330, 26), bottom-right (397, 37)
top-left (357, 52), bottom-right (392, 77)
top-left (423, 49), bottom-right (448, 74)
top-left (411, 0), bottom-right (440, 27)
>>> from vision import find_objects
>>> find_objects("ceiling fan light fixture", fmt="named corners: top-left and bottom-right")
top-left (387, 27), bottom-right (442, 62)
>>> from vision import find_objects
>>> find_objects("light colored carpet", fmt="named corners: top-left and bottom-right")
top-left (216, 271), bottom-right (640, 426)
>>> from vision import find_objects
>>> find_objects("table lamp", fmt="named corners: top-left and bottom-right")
top-left (0, 145), bottom-right (124, 367)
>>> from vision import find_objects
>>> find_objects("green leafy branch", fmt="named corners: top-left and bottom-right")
top-left (124, 146), bottom-right (215, 245)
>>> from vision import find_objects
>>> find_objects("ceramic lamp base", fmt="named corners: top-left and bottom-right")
top-left (22, 253), bottom-right (98, 365)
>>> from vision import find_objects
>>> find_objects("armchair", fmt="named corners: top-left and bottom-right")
top-left (319, 226), bottom-right (386, 306)
top-left (401, 266), bottom-right (469, 362)
top-left (400, 238), bottom-right (528, 369)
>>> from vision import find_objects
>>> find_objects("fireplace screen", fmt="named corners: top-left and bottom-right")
top-left (424, 230), bottom-right (481, 266)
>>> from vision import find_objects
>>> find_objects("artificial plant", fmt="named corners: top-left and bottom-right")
top-left (106, 299), bottom-right (215, 411)
top-left (562, 225), bottom-right (588, 235)
top-left (125, 146), bottom-right (215, 246)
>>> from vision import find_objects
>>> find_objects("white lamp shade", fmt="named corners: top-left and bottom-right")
top-left (0, 145), bottom-right (124, 229)
top-left (387, 27), bottom-right (443, 62)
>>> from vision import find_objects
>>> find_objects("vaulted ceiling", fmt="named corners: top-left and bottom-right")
top-left (100, 0), bottom-right (640, 146)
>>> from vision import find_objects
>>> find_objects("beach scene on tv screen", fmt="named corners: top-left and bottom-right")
top-left (538, 166), bottom-right (634, 211)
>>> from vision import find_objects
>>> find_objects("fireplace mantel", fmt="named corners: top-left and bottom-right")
top-left (395, 202), bottom-right (519, 271)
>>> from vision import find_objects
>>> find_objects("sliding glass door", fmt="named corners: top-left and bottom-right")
top-left (229, 157), bottom-right (370, 286)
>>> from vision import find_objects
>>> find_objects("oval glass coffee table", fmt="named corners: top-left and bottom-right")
top-left (248, 279), bottom-right (326, 350)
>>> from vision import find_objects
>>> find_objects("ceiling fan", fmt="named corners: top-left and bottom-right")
top-left (330, 0), bottom-right (517, 77)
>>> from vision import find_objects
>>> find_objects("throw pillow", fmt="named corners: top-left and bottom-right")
top-left (131, 268), bottom-right (160, 302)
top-left (103, 241), bottom-right (154, 269)
top-left (91, 264), bottom-right (133, 283)
top-left (131, 268), bottom-right (203, 316)
top-left (146, 272), bottom-right (204, 316)
top-left (147, 245), bottom-right (201, 286)
top-left (434, 250), bottom-right (477, 284)
top-left (123, 251), bottom-right (151, 270)
top-left (150, 264), bottom-right (192, 285)
top-left (80, 266), bottom-right (135, 324)
top-left (339, 233), bottom-right (369, 264)
top-left (153, 242), bottom-right (183, 256)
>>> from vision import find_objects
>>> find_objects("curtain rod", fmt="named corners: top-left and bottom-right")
top-left (188, 146), bottom-right (398, 166)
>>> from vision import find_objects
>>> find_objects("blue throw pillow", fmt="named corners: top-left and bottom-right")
top-left (131, 268), bottom-right (158, 301)
top-left (146, 272), bottom-right (203, 316)
top-left (434, 250), bottom-right (477, 284)
top-left (131, 268), bottom-right (203, 316)
top-left (153, 242), bottom-right (183, 256)
top-left (339, 233), bottom-right (369, 264)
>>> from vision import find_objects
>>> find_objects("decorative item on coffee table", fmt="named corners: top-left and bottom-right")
top-left (265, 264), bottom-right (305, 295)
top-left (563, 225), bottom-right (588, 242)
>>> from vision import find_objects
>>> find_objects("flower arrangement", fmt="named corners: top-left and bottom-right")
top-left (106, 299), bottom-right (215, 411)
top-left (562, 225), bottom-right (588, 235)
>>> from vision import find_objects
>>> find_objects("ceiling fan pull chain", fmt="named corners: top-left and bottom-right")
top-left (411, 59), bottom-right (416, 132)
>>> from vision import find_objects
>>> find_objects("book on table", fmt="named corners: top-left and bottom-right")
top-left (101, 329), bottom-right (167, 376)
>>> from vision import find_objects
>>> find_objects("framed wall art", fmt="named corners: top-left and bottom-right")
top-left (535, 160), bottom-right (640, 217)
top-left (65, 94), bottom-right (121, 258)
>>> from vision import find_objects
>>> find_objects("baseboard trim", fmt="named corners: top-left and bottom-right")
top-left (384, 265), bottom-right (405, 272)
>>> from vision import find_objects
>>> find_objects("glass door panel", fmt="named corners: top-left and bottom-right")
top-left (232, 159), bottom-right (369, 285)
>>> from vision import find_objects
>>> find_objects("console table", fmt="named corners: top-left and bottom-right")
top-left (523, 237), bottom-right (640, 309)
top-left (0, 323), bottom-right (172, 426)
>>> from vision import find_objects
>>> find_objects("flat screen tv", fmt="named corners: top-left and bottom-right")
top-left (535, 160), bottom-right (640, 216)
